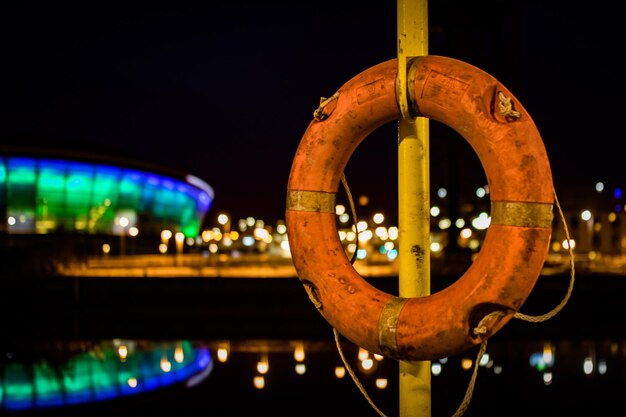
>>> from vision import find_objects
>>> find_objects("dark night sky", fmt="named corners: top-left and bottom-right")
top-left (1, 1), bottom-right (624, 225)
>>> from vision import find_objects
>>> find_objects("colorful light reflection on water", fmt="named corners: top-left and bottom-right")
top-left (0, 340), bottom-right (212, 412)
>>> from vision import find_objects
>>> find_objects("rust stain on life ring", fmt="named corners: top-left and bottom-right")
top-left (286, 56), bottom-right (553, 361)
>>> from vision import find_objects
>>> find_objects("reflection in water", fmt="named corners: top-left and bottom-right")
top-left (0, 340), bottom-right (212, 412)
top-left (2, 338), bottom-right (625, 415)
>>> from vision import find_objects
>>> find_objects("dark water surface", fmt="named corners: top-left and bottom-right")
top-left (1, 274), bottom-right (625, 416)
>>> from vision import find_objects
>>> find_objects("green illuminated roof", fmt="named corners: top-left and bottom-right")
top-left (0, 154), bottom-right (214, 238)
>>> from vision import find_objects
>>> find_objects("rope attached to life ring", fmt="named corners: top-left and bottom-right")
top-left (332, 175), bottom-right (575, 417)
top-left (498, 91), bottom-right (521, 119)
top-left (313, 92), bottom-right (339, 121)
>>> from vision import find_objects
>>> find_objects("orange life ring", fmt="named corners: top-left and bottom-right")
top-left (286, 56), bottom-right (553, 361)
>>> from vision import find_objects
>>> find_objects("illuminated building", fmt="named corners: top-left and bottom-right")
top-left (0, 145), bottom-right (214, 238)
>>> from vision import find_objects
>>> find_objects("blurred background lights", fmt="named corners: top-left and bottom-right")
top-left (375, 378), bottom-right (388, 389)
top-left (295, 364), bottom-right (306, 375)
top-left (543, 372), bottom-right (553, 385)
top-left (431, 362), bottom-right (442, 376)
top-left (461, 358), bottom-right (473, 370)
top-left (595, 181), bottom-right (604, 192)
top-left (253, 376), bottom-right (265, 389)
top-left (471, 212), bottom-right (491, 230)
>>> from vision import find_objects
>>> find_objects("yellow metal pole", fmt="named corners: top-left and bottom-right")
top-left (397, 0), bottom-right (430, 416)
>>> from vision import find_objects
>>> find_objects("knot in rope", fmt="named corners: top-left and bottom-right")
top-left (473, 310), bottom-right (506, 337)
top-left (313, 92), bottom-right (339, 121)
top-left (497, 91), bottom-right (521, 119)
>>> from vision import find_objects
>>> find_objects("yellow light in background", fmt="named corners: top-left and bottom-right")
top-left (119, 216), bottom-right (129, 228)
top-left (129, 226), bottom-right (139, 236)
top-left (460, 228), bottom-right (472, 239)
top-left (608, 212), bottom-right (617, 222)
top-left (253, 376), bottom-right (265, 389)
top-left (335, 366), bottom-right (346, 378)
top-left (471, 212), bottom-right (491, 230)
top-left (335, 204), bottom-right (346, 215)
top-left (430, 242), bottom-right (442, 253)
top-left (562, 239), bottom-right (576, 250)
top-left (217, 214), bottom-right (229, 225)
top-left (161, 229), bottom-right (172, 242)
top-left (358, 195), bottom-right (369, 206)
top-left (276, 223), bottom-right (287, 234)
top-left (217, 342), bottom-right (230, 362)
top-left (461, 358), bottom-right (473, 370)
top-left (295, 364), bottom-right (306, 375)
top-left (358, 230), bottom-right (373, 242)
top-left (158, 243), bottom-right (167, 253)
top-left (174, 342), bottom-right (184, 363)
top-left (388, 227), bottom-right (399, 240)
top-left (551, 241), bottom-right (561, 252)
top-left (581, 210), bottom-right (592, 221)
top-left (375, 378), bottom-right (388, 389)
top-left (361, 358), bottom-right (374, 371)
top-left (118, 345), bottom-right (128, 361)
top-left (257, 355), bottom-right (269, 374)
top-left (543, 342), bottom-right (553, 364)
top-left (160, 355), bottom-right (172, 373)
top-left (127, 377), bottom-right (138, 388)
top-left (254, 227), bottom-right (270, 241)
top-left (102, 243), bottom-right (111, 254)
top-left (358, 348), bottom-right (369, 361)
top-left (373, 353), bottom-right (383, 361)
top-left (373, 213), bottom-right (384, 224)
top-left (430, 206), bottom-right (440, 216)
top-left (230, 231), bottom-right (239, 240)
top-left (375, 227), bottom-right (389, 240)
top-left (356, 221), bottom-right (368, 232)
top-left (294, 342), bottom-right (305, 362)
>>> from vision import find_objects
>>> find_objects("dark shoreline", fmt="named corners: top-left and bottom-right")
top-left (0, 273), bottom-right (620, 343)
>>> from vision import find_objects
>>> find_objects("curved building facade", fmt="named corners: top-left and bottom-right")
top-left (0, 147), bottom-right (214, 238)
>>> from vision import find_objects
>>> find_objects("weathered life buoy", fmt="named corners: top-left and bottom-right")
top-left (286, 56), bottom-right (553, 361)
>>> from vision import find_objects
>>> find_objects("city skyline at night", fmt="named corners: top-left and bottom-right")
top-left (1, 1), bottom-right (624, 224)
